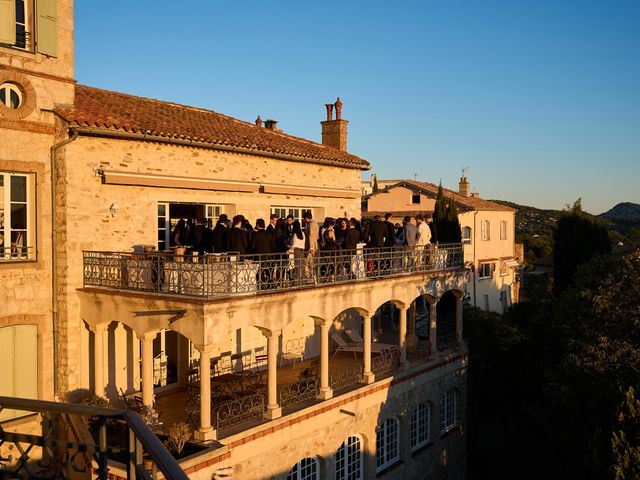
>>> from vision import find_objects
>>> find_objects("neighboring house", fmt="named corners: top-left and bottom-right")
top-left (364, 177), bottom-right (521, 313)
top-left (1, 2), bottom-right (469, 479)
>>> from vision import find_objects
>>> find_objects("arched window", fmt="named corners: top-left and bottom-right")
top-left (462, 226), bottom-right (472, 244)
top-left (440, 388), bottom-right (459, 433)
top-left (335, 435), bottom-right (362, 480)
top-left (376, 417), bottom-right (400, 472)
top-left (410, 403), bottom-right (431, 451)
top-left (287, 457), bottom-right (319, 480)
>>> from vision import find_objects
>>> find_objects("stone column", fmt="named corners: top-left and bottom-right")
top-left (318, 322), bottom-right (333, 400)
top-left (455, 293), bottom-right (464, 348)
top-left (264, 330), bottom-right (282, 420)
top-left (140, 332), bottom-right (156, 407)
top-left (398, 306), bottom-right (409, 369)
top-left (194, 346), bottom-right (217, 441)
top-left (92, 324), bottom-right (108, 397)
top-left (406, 303), bottom-right (418, 353)
top-left (429, 299), bottom-right (439, 358)
top-left (362, 314), bottom-right (375, 384)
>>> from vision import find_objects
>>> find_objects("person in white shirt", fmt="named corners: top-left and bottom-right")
top-left (415, 214), bottom-right (431, 267)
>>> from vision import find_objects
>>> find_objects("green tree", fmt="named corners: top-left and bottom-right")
top-left (372, 175), bottom-right (379, 193)
top-left (553, 198), bottom-right (611, 295)
top-left (612, 386), bottom-right (640, 480)
top-left (445, 196), bottom-right (462, 243)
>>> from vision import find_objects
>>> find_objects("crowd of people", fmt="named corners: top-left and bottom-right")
top-left (170, 212), bottom-right (438, 258)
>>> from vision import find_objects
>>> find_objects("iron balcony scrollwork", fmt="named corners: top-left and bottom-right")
top-left (278, 377), bottom-right (320, 408)
top-left (82, 243), bottom-right (464, 299)
top-left (214, 393), bottom-right (266, 430)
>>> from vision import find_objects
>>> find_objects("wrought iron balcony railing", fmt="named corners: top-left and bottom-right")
top-left (82, 243), bottom-right (463, 299)
top-left (0, 396), bottom-right (188, 480)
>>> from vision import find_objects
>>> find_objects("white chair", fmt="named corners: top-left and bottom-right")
top-left (279, 337), bottom-right (305, 368)
top-left (344, 329), bottom-right (398, 353)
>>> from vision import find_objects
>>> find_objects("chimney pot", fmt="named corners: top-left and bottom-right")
top-left (255, 115), bottom-right (263, 127)
top-left (459, 176), bottom-right (471, 197)
top-left (334, 97), bottom-right (343, 120)
top-left (264, 119), bottom-right (278, 130)
top-left (325, 104), bottom-right (334, 121)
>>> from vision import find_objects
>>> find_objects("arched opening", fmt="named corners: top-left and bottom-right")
top-left (335, 435), bottom-right (363, 480)
top-left (436, 291), bottom-right (457, 351)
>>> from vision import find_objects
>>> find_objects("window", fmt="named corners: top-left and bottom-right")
top-left (0, 172), bottom-right (35, 261)
top-left (478, 262), bottom-right (494, 279)
top-left (480, 220), bottom-right (491, 240)
top-left (0, 0), bottom-right (57, 55)
top-left (287, 457), bottom-right (318, 480)
top-left (440, 389), bottom-right (458, 433)
top-left (270, 206), bottom-right (312, 224)
top-left (0, 0), bottom-right (29, 49)
top-left (462, 226), bottom-right (471, 244)
top-left (411, 194), bottom-right (420, 204)
top-left (0, 82), bottom-right (22, 109)
top-left (411, 403), bottom-right (431, 451)
top-left (500, 220), bottom-right (507, 240)
top-left (376, 417), bottom-right (400, 472)
top-left (499, 263), bottom-right (508, 277)
top-left (0, 324), bottom-right (38, 421)
top-left (335, 436), bottom-right (362, 480)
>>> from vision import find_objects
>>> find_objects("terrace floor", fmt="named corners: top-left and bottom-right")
top-left (155, 345), bottom-right (435, 440)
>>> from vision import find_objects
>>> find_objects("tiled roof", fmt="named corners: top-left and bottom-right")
top-left (365, 180), bottom-right (515, 212)
top-left (55, 85), bottom-right (370, 170)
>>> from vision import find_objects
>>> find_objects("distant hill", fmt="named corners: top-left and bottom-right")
top-left (490, 199), bottom-right (640, 269)
top-left (599, 202), bottom-right (640, 220)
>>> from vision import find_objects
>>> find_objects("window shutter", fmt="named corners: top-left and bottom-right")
top-left (36, 0), bottom-right (57, 57)
top-left (0, 0), bottom-right (16, 45)
top-left (14, 325), bottom-right (38, 400)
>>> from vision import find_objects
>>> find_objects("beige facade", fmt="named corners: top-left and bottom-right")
top-left (1, 2), bottom-right (470, 479)
top-left (364, 180), bottom-right (520, 313)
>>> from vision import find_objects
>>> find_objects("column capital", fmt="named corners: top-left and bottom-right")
top-left (138, 331), bottom-right (158, 342)
top-left (258, 327), bottom-right (281, 339)
top-left (194, 344), bottom-right (214, 353)
top-left (90, 323), bottom-right (109, 334)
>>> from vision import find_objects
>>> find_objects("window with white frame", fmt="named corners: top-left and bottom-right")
top-left (0, 82), bottom-right (22, 109)
top-left (286, 457), bottom-right (319, 480)
top-left (376, 417), bottom-right (400, 472)
top-left (335, 435), bottom-right (362, 480)
top-left (411, 403), bottom-right (431, 451)
top-left (462, 226), bottom-right (472, 244)
top-left (478, 262), bottom-right (494, 279)
top-left (440, 389), bottom-right (458, 433)
top-left (481, 220), bottom-right (491, 240)
top-left (0, 171), bottom-right (35, 261)
top-left (500, 220), bottom-right (508, 240)
top-left (270, 206), bottom-right (312, 224)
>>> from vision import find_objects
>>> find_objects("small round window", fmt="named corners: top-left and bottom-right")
top-left (0, 83), bottom-right (23, 109)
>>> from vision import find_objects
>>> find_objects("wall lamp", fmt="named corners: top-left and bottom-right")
top-left (109, 203), bottom-right (119, 218)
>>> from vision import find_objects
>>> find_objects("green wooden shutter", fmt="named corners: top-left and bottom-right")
top-left (0, 0), bottom-right (16, 45)
top-left (36, 0), bottom-right (57, 57)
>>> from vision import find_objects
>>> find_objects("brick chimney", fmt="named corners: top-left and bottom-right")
top-left (321, 97), bottom-right (348, 151)
top-left (459, 176), bottom-right (471, 197)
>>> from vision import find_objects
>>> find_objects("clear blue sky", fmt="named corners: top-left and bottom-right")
top-left (74, 0), bottom-right (640, 214)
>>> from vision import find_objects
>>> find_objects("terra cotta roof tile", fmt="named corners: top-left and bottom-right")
top-left (55, 85), bottom-right (370, 170)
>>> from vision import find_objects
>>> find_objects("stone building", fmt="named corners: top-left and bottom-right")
top-left (364, 178), bottom-right (521, 313)
top-left (1, 1), bottom-right (468, 479)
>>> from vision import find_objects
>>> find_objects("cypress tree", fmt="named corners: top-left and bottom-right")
top-left (446, 196), bottom-right (462, 243)
top-left (433, 183), bottom-right (448, 243)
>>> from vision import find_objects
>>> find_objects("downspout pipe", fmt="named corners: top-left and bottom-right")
top-left (50, 127), bottom-right (79, 399)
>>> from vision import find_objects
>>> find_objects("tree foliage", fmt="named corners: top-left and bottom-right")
top-left (553, 198), bottom-right (611, 295)
top-left (612, 386), bottom-right (640, 480)
top-left (433, 183), bottom-right (462, 243)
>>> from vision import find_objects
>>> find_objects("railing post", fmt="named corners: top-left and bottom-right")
top-left (91, 323), bottom-right (108, 397)
top-left (97, 417), bottom-right (108, 480)
top-left (194, 345), bottom-right (217, 441)
top-left (362, 314), bottom-right (375, 384)
top-left (429, 298), bottom-right (439, 358)
top-left (263, 329), bottom-right (282, 420)
top-left (398, 306), bottom-right (409, 369)
top-left (140, 331), bottom-right (157, 407)
top-left (318, 321), bottom-right (333, 400)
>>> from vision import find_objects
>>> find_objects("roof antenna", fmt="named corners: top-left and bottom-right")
top-left (461, 166), bottom-right (469, 178)
top-left (413, 173), bottom-right (418, 181)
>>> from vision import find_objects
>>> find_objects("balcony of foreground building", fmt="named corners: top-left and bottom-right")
top-left (82, 243), bottom-right (464, 300)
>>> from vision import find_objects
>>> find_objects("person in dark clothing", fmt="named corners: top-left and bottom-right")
top-left (335, 218), bottom-right (349, 249)
top-left (226, 215), bottom-right (248, 254)
top-left (367, 216), bottom-right (386, 248)
top-left (251, 218), bottom-right (276, 289)
top-left (251, 219), bottom-right (276, 254)
top-left (212, 214), bottom-right (229, 253)
top-left (383, 213), bottom-right (396, 248)
top-left (266, 214), bottom-right (278, 240)
top-left (426, 215), bottom-right (437, 243)
top-left (343, 218), bottom-right (361, 250)
top-left (192, 219), bottom-right (207, 256)
top-left (342, 218), bottom-right (362, 278)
